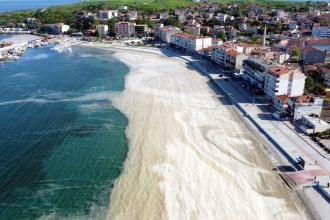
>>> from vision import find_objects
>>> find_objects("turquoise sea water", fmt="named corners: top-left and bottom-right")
top-left (0, 45), bottom-right (129, 219)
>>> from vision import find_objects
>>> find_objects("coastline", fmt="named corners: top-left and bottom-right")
top-left (88, 45), bottom-right (308, 219)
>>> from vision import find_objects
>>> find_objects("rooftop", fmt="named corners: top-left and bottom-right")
top-left (269, 66), bottom-right (290, 75)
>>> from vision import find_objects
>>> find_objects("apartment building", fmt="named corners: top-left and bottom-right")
top-left (171, 33), bottom-right (212, 52)
top-left (97, 25), bottom-right (109, 37)
top-left (312, 26), bottom-right (330, 37)
top-left (211, 44), bottom-right (247, 72)
top-left (134, 24), bottom-right (148, 37)
top-left (159, 26), bottom-right (182, 43)
top-left (115, 22), bottom-right (136, 37)
top-left (99, 10), bottom-right (118, 20)
top-left (42, 23), bottom-right (70, 35)
top-left (242, 58), bottom-right (270, 91)
top-left (264, 65), bottom-right (305, 100)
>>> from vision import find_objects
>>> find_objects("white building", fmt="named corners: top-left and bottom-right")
top-left (99, 10), bottom-right (118, 20)
top-left (299, 115), bottom-right (330, 135)
top-left (289, 96), bottom-right (324, 121)
top-left (159, 26), bottom-right (182, 43)
top-left (312, 26), bottom-right (330, 37)
top-left (264, 66), bottom-right (306, 100)
top-left (216, 13), bottom-right (228, 23)
top-left (211, 43), bottom-right (247, 72)
top-left (97, 24), bottom-right (109, 37)
top-left (43, 23), bottom-right (69, 35)
top-left (154, 23), bottom-right (164, 38)
top-left (171, 33), bottom-right (212, 52)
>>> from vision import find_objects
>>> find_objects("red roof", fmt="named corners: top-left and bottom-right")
top-left (296, 95), bottom-right (313, 103)
top-left (276, 95), bottom-right (289, 104)
top-left (269, 66), bottom-right (290, 76)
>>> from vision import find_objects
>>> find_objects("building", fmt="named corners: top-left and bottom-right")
top-left (184, 23), bottom-right (201, 35)
top-left (298, 115), bottom-right (330, 134)
top-left (302, 46), bottom-right (327, 64)
top-left (211, 44), bottom-right (247, 73)
top-left (264, 66), bottom-right (305, 100)
top-left (216, 13), bottom-right (228, 23)
top-left (42, 23), bottom-right (69, 35)
top-left (170, 33), bottom-right (212, 52)
top-left (312, 26), bottom-right (330, 37)
top-left (154, 23), bottom-right (164, 38)
top-left (242, 58), bottom-right (271, 91)
top-left (99, 10), bottom-right (118, 20)
top-left (159, 26), bottom-right (182, 43)
top-left (134, 24), bottom-right (148, 37)
top-left (115, 22), bottom-right (135, 37)
top-left (289, 96), bottom-right (324, 120)
top-left (97, 25), bottom-right (109, 37)
top-left (274, 95), bottom-right (289, 112)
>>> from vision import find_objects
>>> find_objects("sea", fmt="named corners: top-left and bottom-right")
top-left (0, 41), bottom-right (130, 219)
top-left (0, 0), bottom-right (80, 12)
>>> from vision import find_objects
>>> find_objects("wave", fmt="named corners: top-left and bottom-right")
top-left (0, 91), bottom-right (120, 106)
top-left (22, 53), bottom-right (49, 60)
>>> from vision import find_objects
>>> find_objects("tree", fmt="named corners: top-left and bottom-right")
top-left (217, 31), bottom-right (226, 41)
top-left (305, 76), bottom-right (314, 92)
top-left (292, 48), bottom-right (301, 57)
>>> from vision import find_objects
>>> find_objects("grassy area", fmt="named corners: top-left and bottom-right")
top-left (0, 0), bottom-right (322, 28)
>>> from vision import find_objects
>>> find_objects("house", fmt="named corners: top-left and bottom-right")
top-left (99, 10), bottom-right (118, 20)
top-left (115, 22), bottom-right (136, 37)
top-left (97, 25), bottom-right (108, 37)
top-left (216, 13), bottom-right (228, 23)
top-left (42, 23), bottom-right (69, 35)
top-left (274, 95), bottom-right (289, 112)
top-left (289, 96), bottom-right (324, 120)
top-left (302, 46), bottom-right (327, 64)
top-left (264, 65), bottom-right (305, 101)
top-left (184, 23), bottom-right (201, 35)
top-left (128, 11), bottom-right (138, 20)
top-left (298, 115), bottom-right (330, 135)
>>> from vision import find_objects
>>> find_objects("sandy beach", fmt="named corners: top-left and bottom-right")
top-left (87, 45), bottom-right (308, 220)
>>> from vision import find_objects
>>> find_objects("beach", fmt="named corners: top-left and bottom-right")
top-left (93, 46), bottom-right (308, 219)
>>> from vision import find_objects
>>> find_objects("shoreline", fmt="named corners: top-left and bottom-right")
top-left (2, 35), bottom-right (310, 219)
top-left (89, 45), bottom-right (308, 219)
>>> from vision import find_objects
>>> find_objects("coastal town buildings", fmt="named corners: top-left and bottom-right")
top-left (115, 22), bottom-right (135, 37)
top-left (42, 23), bottom-right (70, 35)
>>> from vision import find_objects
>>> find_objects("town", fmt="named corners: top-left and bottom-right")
top-left (0, 0), bottom-right (330, 217)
